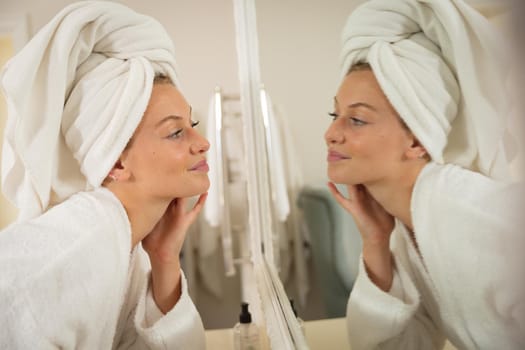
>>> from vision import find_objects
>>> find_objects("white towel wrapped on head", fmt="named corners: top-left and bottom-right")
top-left (1, 0), bottom-right (179, 220)
top-left (340, 0), bottom-right (512, 180)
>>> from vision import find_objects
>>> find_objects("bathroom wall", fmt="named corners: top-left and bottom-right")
top-left (0, 35), bottom-right (18, 228)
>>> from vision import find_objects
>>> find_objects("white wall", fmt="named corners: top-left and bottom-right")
top-left (0, 36), bottom-right (18, 228)
top-left (256, 0), bottom-right (367, 188)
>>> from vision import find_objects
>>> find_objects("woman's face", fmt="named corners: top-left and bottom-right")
top-left (120, 83), bottom-right (210, 200)
top-left (325, 69), bottom-right (416, 186)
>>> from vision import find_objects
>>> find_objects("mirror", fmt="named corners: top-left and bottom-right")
top-left (254, 0), bottom-right (367, 322)
top-left (253, 0), bottom-right (514, 326)
top-left (250, 1), bottom-right (517, 348)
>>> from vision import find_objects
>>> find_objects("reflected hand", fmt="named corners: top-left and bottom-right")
top-left (328, 182), bottom-right (394, 291)
top-left (327, 182), bottom-right (394, 245)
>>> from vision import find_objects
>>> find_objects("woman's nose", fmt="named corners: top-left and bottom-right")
top-left (190, 129), bottom-right (210, 154)
top-left (324, 121), bottom-right (344, 146)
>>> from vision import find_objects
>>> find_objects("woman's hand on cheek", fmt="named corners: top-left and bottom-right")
top-left (328, 182), bottom-right (395, 292)
top-left (328, 182), bottom-right (394, 244)
top-left (142, 193), bottom-right (208, 265)
top-left (141, 193), bottom-right (207, 313)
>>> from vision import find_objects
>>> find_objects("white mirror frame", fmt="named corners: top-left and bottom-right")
top-left (232, 0), bottom-right (309, 348)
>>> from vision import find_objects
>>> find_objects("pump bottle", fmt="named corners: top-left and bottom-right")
top-left (233, 302), bottom-right (260, 350)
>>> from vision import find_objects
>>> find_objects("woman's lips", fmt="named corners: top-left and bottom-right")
top-left (327, 150), bottom-right (350, 162)
top-left (189, 160), bottom-right (209, 172)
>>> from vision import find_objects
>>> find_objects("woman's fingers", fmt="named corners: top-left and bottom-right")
top-left (193, 192), bottom-right (208, 211)
top-left (164, 193), bottom-right (208, 231)
top-left (346, 184), bottom-right (360, 200)
top-left (186, 193), bottom-right (208, 222)
top-left (143, 194), bottom-right (207, 259)
top-left (173, 197), bottom-right (187, 215)
top-left (327, 182), bottom-right (394, 244)
top-left (327, 182), bottom-right (354, 213)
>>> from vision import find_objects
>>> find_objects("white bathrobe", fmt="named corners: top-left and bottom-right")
top-left (347, 162), bottom-right (525, 349)
top-left (0, 187), bottom-right (205, 349)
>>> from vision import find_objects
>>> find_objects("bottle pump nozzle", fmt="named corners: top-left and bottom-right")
top-left (239, 302), bottom-right (252, 324)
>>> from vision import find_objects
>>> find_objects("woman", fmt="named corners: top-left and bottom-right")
top-left (325, 0), bottom-right (524, 349)
top-left (0, 2), bottom-right (208, 349)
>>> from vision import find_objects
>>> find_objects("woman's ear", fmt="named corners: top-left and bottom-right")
top-left (107, 158), bottom-right (132, 182)
top-left (107, 140), bottom-right (135, 183)
top-left (405, 136), bottom-right (428, 161)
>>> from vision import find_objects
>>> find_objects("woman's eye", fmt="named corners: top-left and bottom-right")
top-left (167, 120), bottom-right (199, 139)
top-left (168, 129), bottom-right (183, 139)
top-left (329, 112), bottom-right (367, 126)
top-left (349, 117), bottom-right (367, 126)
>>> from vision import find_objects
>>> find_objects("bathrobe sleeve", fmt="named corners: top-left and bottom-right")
top-left (0, 191), bottom-right (136, 350)
top-left (346, 244), bottom-right (445, 350)
top-left (114, 247), bottom-right (205, 350)
top-left (0, 190), bottom-right (206, 349)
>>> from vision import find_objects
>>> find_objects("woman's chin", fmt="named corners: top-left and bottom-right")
top-left (171, 178), bottom-right (210, 199)
top-left (201, 177), bottom-right (211, 191)
top-left (190, 178), bottom-right (210, 196)
top-left (327, 168), bottom-right (350, 184)
top-left (327, 170), bottom-right (364, 186)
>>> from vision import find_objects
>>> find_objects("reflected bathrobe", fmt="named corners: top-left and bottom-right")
top-left (347, 162), bottom-right (524, 349)
top-left (0, 187), bottom-right (205, 349)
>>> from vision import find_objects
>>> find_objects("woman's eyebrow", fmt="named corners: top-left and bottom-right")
top-left (156, 115), bottom-right (183, 127)
top-left (333, 97), bottom-right (377, 112)
top-left (156, 104), bottom-right (193, 127)
top-left (346, 102), bottom-right (377, 112)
